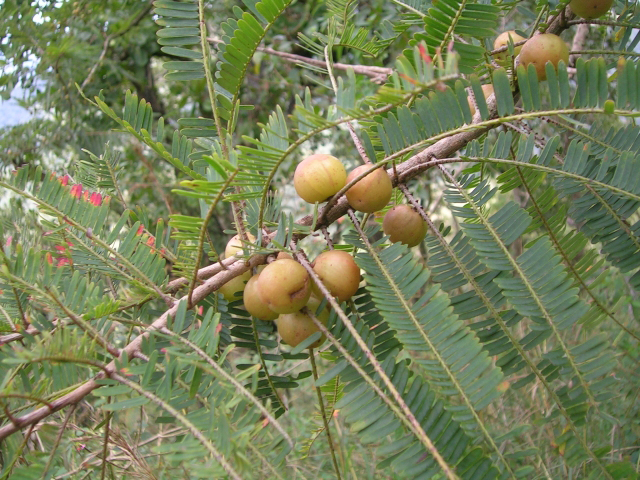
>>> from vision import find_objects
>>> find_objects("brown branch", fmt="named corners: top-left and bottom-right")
top-left (570, 23), bottom-right (590, 67)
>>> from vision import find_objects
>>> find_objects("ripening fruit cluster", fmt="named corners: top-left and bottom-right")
top-left (294, 153), bottom-right (428, 246)
top-left (219, 153), bottom-right (430, 348)
top-left (220, 234), bottom-right (362, 349)
top-left (491, 0), bottom-right (614, 82)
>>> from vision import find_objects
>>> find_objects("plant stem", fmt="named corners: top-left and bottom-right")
top-left (308, 349), bottom-right (342, 480)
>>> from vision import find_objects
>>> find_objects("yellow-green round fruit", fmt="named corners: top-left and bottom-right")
top-left (243, 274), bottom-right (278, 320)
top-left (569, 0), bottom-right (613, 19)
top-left (257, 259), bottom-right (311, 314)
top-left (219, 270), bottom-right (251, 302)
top-left (382, 205), bottom-right (428, 247)
top-left (493, 31), bottom-right (526, 66)
top-left (294, 154), bottom-right (347, 203)
top-left (467, 84), bottom-right (495, 117)
top-left (225, 233), bottom-right (256, 258)
top-left (311, 250), bottom-right (360, 302)
top-left (345, 165), bottom-right (392, 213)
top-left (276, 297), bottom-right (329, 348)
top-left (519, 34), bottom-right (569, 81)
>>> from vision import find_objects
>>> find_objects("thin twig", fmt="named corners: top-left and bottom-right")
top-left (41, 405), bottom-right (77, 478)
top-left (207, 37), bottom-right (391, 83)
top-left (324, 45), bottom-right (372, 164)
top-left (81, 0), bottom-right (155, 90)
top-left (0, 254), bottom-right (264, 440)
top-left (308, 348), bottom-right (342, 480)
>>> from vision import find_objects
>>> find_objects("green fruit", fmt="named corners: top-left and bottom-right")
top-left (294, 154), bottom-right (347, 203)
top-left (382, 205), bottom-right (428, 247)
top-left (219, 270), bottom-right (251, 302)
top-left (569, 0), bottom-right (613, 19)
top-left (311, 250), bottom-right (360, 302)
top-left (345, 165), bottom-right (393, 213)
top-left (243, 274), bottom-right (278, 321)
top-left (276, 297), bottom-right (329, 348)
top-left (225, 233), bottom-right (256, 258)
top-left (257, 259), bottom-right (311, 314)
top-left (493, 31), bottom-right (526, 66)
top-left (519, 34), bottom-right (569, 81)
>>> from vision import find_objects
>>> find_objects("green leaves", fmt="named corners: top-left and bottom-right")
top-left (414, 0), bottom-right (500, 73)
top-left (214, 0), bottom-right (294, 123)
top-left (154, 0), bottom-right (205, 81)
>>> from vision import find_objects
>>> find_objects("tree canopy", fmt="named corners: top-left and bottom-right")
top-left (1, 0), bottom-right (640, 478)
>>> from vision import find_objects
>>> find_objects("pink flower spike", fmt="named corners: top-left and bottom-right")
top-left (136, 225), bottom-right (144, 235)
top-left (54, 245), bottom-right (66, 252)
top-left (146, 235), bottom-right (155, 247)
top-left (70, 184), bottom-right (82, 199)
top-left (60, 175), bottom-right (70, 186)
top-left (5, 236), bottom-right (11, 247)
top-left (418, 44), bottom-right (431, 63)
top-left (89, 192), bottom-right (102, 206)
top-left (82, 190), bottom-right (89, 202)
top-left (57, 257), bottom-right (70, 267)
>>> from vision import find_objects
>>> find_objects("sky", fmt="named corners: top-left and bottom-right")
top-left (0, 94), bottom-right (31, 128)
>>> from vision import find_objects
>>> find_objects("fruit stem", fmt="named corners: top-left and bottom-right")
top-left (308, 349), bottom-right (343, 480)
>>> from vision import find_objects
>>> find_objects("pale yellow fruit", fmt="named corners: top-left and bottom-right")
top-left (225, 233), bottom-right (256, 258)
top-left (294, 154), bottom-right (347, 203)
top-left (243, 274), bottom-right (278, 321)
top-left (382, 205), bottom-right (428, 247)
top-left (219, 271), bottom-right (251, 302)
top-left (493, 31), bottom-right (526, 66)
top-left (519, 34), bottom-right (569, 81)
top-left (569, 0), bottom-right (613, 19)
top-left (345, 165), bottom-right (392, 213)
top-left (311, 250), bottom-right (360, 302)
top-left (257, 259), bottom-right (311, 314)
top-left (276, 297), bottom-right (329, 348)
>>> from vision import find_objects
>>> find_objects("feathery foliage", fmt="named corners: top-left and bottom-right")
top-left (2, 0), bottom-right (640, 478)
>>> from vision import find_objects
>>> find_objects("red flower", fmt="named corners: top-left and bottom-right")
top-left (82, 190), bottom-right (89, 202)
top-left (146, 235), bottom-right (155, 247)
top-left (418, 44), bottom-right (431, 63)
top-left (89, 192), bottom-right (102, 206)
top-left (54, 245), bottom-right (66, 252)
top-left (136, 225), bottom-right (144, 235)
top-left (57, 257), bottom-right (70, 267)
top-left (70, 184), bottom-right (82, 199)
top-left (60, 175), bottom-right (70, 186)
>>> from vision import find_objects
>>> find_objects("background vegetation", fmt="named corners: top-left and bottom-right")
top-left (0, 0), bottom-right (639, 478)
